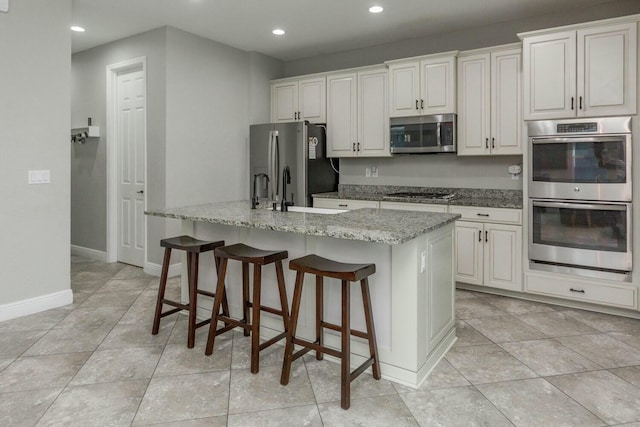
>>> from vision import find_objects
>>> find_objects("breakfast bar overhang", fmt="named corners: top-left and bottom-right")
top-left (147, 201), bottom-right (460, 387)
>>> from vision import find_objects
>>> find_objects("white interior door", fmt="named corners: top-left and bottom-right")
top-left (117, 68), bottom-right (146, 266)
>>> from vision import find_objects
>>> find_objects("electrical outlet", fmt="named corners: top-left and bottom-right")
top-left (365, 167), bottom-right (371, 177)
top-left (28, 170), bottom-right (50, 184)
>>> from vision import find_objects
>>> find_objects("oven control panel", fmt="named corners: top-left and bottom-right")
top-left (557, 122), bottom-right (598, 133)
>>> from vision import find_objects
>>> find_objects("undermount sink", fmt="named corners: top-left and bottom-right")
top-left (269, 206), bottom-right (348, 214)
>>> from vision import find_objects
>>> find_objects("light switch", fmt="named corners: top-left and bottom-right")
top-left (0, 0), bottom-right (8, 13)
top-left (28, 170), bottom-right (51, 184)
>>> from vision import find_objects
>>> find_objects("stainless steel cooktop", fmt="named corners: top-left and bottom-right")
top-left (383, 192), bottom-right (457, 201)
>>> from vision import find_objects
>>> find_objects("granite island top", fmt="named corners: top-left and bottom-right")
top-left (146, 200), bottom-right (459, 245)
top-left (313, 185), bottom-right (523, 209)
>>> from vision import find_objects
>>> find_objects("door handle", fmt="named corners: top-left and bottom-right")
top-left (137, 190), bottom-right (144, 194)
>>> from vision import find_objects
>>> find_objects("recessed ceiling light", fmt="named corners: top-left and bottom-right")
top-left (272, 28), bottom-right (285, 36)
top-left (70, 26), bottom-right (85, 32)
top-left (369, 6), bottom-right (383, 13)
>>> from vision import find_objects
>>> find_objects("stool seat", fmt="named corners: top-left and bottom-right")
top-left (152, 236), bottom-right (228, 349)
top-left (215, 243), bottom-right (288, 265)
top-left (161, 236), bottom-right (223, 253)
top-left (289, 255), bottom-right (375, 282)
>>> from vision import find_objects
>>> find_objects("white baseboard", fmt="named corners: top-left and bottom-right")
top-left (70, 245), bottom-right (107, 262)
top-left (0, 289), bottom-right (73, 322)
top-left (144, 261), bottom-right (181, 278)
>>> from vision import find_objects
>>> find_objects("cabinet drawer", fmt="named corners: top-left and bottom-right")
top-left (449, 205), bottom-right (522, 225)
top-left (313, 198), bottom-right (379, 210)
top-left (380, 201), bottom-right (447, 213)
top-left (525, 272), bottom-right (637, 309)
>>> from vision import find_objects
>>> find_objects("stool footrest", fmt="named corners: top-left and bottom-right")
top-left (350, 357), bottom-right (375, 383)
top-left (195, 318), bottom-right (211, 329)
top-left (159, 307), bottom-right (182, 318)
top-left (259, 331), bottom-right (287, 351)
top-left (197, 289), bottom-right (217, 299)
top-left (292, 337), bottom-right (342, 359)
top-left (320, 321), bottom-right (368, 340)
top-left (162, 300), bottom-right (188, 311)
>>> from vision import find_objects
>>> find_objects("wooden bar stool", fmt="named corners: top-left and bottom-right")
top-left (280, 254), bottom-right (381, 410)
top-left (205, 243), bottom-right (290, 374)
top-left (152, 235), bottom-right (229, 348)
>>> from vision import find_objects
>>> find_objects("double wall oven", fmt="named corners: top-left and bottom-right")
top-left (528, 117), bottom-right (632, 282)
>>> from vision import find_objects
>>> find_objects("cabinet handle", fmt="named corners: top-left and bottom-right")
top-left (415, 100), bottom-right (419, 110)
top-left (338, 204), bottom-right (348, 207)
top-left (570, 288), bottom-right (585, 294)
top-left (294, 112), bottom-right (297, 120)
top-left (476, 213), bottom-right (490, 217)
top-left (485, 138), bottom-right (489, 149)
top-left (478, 230), bottom-right (482, 242)
top-left (571, 97), bottom-right (574, 110)
top-left (485, 230), bottom-right (488, 242)
top-left (353, 143), bottom-right (356, 152)
top-left (357, 142), bottom-right (360, 151)
top-left (491, 138), bottom-right (495, 149)
top-left (579, 96), bottom-right (583, 110)
top-left (421, 99), bottom-right (424, 109)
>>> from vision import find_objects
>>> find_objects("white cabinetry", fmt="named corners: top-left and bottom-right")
top-left (457, 46), bottom-right (522, 156)
top-left (451, 206), bottom-right (522, 292)
top-left (326, 67), bottom-right (390, 158)
top-left (271, 76), bottom-right (326, 123)
top-left (387, 52), bottom-right (457, 117)
top-left (521, 20), bottom-right (637, 120)
top-left (313, 198), bottom-right (379, 210)
top-left (380, 201), bottom-right (447, 213)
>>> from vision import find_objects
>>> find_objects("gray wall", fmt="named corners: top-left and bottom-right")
top-left (71, 27), bottom-right (282, 265)
top-left (71, 28), bottom-right (168, 261)
top-left (0, 0), bottom-right (71, 304)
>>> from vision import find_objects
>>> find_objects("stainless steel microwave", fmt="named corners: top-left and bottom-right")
top-left (390, 114), bottom-right (456, 154)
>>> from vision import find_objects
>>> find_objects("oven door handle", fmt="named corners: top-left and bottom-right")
top-left (531, 136), bottom-right (624, 144)
top-left (532, 201), bottom-right (628, 211)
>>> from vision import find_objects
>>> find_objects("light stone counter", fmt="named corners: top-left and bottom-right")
top-left (146, 200), bottom-right (459, 245)
top-left (146, 200), bottom-right (459, 388)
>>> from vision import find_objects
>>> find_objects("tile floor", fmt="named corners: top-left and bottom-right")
top-left (1, 256), bottom-right (640, 426)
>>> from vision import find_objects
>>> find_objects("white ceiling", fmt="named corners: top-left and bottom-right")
top-left (72, 0), bottom-right (611, 60)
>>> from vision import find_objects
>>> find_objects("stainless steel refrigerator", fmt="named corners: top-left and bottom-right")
top-left (250, 122), bottom-right (338, 207)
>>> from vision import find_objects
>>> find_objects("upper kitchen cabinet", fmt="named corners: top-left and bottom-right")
top-left (386, 52), bottom-right (457, 117)
top-left (271, 76), bottom-right (326, 123)
top-left (457, 45), bottom-right (522, 156)
top-left (326, 67), bottom-right (390, 157)
top-left (520, 19), bottom-right (637, 120)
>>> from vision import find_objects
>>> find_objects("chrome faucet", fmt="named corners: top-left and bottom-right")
top-left (251, 173), bottom-right (269, 209)
top-left (280, 166), bottom-right (294, 212)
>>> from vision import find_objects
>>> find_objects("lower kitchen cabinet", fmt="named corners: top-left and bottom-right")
top-left (313, 197), bottom-right (379, 210)
top-left (455, 220), bottom-right (522, 292)
top-left (379, 201), bottom-right (447, 213)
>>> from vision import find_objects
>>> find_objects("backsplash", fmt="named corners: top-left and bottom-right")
top-left (338, 155), bottom-right (523, 190)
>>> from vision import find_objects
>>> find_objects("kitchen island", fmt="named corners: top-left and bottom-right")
top-left (147, 201), bottom-right (460, 387)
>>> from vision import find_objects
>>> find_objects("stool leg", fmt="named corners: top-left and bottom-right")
top-left (251, 263), bottom-right (262, 374)
top-left (152, 247), bottom-right (172, 335)
top-left (341, 279), bottom-right (351, 410)
top-left (187, 252), bottom-right (199, 349)
top-left (281, 271), bottom-right (304, 385)
top-left (205, 257), bottom-right (228, 356)
top-left (214, 254), bottom-right (230, 319)
top-left (275, 260), bottom-right (290, 329)
top-left (242, 262), bottom-right (250, 336)
top-left (315, 275), bottom-right (324, 361)
top-left (361, 278), bottom-right (381, 380)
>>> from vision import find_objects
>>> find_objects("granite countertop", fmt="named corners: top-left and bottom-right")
top-left (146, 200), bottom-right (459, 245)
top-left (313, 185), bottom-right (523, 209)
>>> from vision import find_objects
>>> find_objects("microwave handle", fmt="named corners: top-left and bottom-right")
top-left (436, 122), bottom-right (441, 146)
top-left (533, 200), bottom-right (627, 211)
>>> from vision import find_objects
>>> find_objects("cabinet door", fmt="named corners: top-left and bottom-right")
top-left (299, 77), bottom-right (326, 123)
top-left (491, 49), bottom-right (522, 155)
top-left (327, 73), bottom-right (358, 157)
top-left (388, 61), bottom-right (420, 117)
top-left (358, 69), bottom-right (390, 157)
top-left (457, 54), bottom-right (490, 156)
top-left (271, 81), bottom-right (298, 122)
top-left (484, 223), bottom-right (522, 291)
top-left (421, 55), bottom-right (456, 114)
top-left (454, 221), bottom-right (484, 286)
top-left (523, 31), bottom-right (576, 120)
top-left (577, 22), bottom-right (637, 117)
